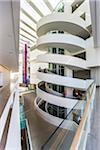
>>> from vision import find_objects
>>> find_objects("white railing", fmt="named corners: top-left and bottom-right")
top-left (70, 83), bottom-right (96, 150)
top-left (34, 97), bottom-right (78, 131)
top-left (5, 85), bottom-right (21, 150)
top-left (0, 81), bottom-right (18, 141)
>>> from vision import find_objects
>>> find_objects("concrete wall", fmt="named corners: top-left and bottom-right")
top-left (0, 65), bottom-right (10, 86)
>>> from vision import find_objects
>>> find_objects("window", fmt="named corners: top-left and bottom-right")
top-left (80, 13), bottom-right (86, 21)
top-left (52, 48), bottom-right (56, 53)
top-left (72, 0), bottom-right (85, 13)
top-left (58, 48), bottom-right (64, 54)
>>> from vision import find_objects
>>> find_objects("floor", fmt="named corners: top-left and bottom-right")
top-left (23, 92), bottom-right (75, 150)
top-left (0, 109), bottom-right (12, 150)
top-left (0, 84), bottom-right (10, 118)
top-left (86, 87), bottom-right (100, 150)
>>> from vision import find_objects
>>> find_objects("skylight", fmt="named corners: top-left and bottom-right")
top-left (20, 12), bottom-right (36, 31)
top-left (19, 0), bottom-right (62, 49)
top-left (31, 0), bottom-right (51, 16)
top-left (21, 0), bottom-right (41, 22)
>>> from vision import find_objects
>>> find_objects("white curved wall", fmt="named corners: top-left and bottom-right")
top-left (37, 87), bottom-right (85, 109)
top-left (37, 13), bottom-right (89, 38)
top-left (35, 10), bottom-right (93, 125)
top-left (36, 34), bottom-right (86, 53)
top-left (37, 72), bottom-right (87, 90)
top-left (34, 98), bottom-right (78, 130)
top-left (37, 54), bottom-right (87, 70)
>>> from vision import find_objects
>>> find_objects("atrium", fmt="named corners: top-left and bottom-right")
top-left (0, 0), bottom-right (100, 150)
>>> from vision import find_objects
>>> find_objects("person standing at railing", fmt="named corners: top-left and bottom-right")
top-left (38, 67), bottom-right (41, 72)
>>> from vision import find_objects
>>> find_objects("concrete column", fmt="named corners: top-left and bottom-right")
top-left (90, 0), bottom-right (100, 47)
top-left (45, 102), bottom-right (48, 113)
top-left (64, 50), bottom-right (73, 117)
top-left (91, 67), bottom-right (100, 86)
top-left (64, 67), bottom-right (73, 97)
top-left (57, 107), bottom-right (59, 117)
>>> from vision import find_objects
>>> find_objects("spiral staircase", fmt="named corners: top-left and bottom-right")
top-left (33, 4), bottom-right (94, 133)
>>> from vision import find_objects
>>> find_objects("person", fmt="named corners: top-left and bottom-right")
top-left (38, 67), bottom-right (41, 72)
top-left (63, 91), bottom-right (66, 97)
top-left (44, 68), bottom-right (48, 73)
top-left (77, 116), bottom-right (81, 124)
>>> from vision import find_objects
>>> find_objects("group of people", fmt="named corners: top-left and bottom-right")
top-left (38, 67), bottom-right (48, 73)
top-left (73, 89), bottom-right (86, 100)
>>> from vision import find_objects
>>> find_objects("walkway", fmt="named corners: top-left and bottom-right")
top-left (23, 92), bottom-right (75, 150)
top-left (86, 87), bottom-right (100, 150)
top-left (0, 84), bottom-right (10, 118)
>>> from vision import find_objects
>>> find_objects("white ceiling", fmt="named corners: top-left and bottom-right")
top-left (19, 0), bottom-right (61, 50)
top-left (0, 0), bottom-right (20, 71)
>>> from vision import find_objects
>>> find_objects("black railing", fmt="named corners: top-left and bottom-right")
top-left (38, 81), bottom-right (84, 100)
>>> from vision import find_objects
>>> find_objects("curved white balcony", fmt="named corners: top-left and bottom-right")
top-left (37, 13), bottom-right (90, 39)
top-left (34, 97), bottom-right (79, 130)
top-left (37, 86), bottom-right (85, 109)
top-left (37, 71), bottom-right (88, 90)
top-left (35, 10), bottom-right (94, 129)
top-left (35, 34), bottom-right (85, 53)
top-left (37, 54), bottom-right (87, 70)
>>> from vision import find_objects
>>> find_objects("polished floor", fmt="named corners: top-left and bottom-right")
top-left (0, 84), bottom-right (10, 118)
top-left (86, 87), bottom-right (100, 150)
top-left (0, 109), bottom-right (12, 150)
top-left (23, 92), bottom-right (75, 150)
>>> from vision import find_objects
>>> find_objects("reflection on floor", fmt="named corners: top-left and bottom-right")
top-left (0, 108), bottom-right (12, 150)
top-left (86, 87), bottom-right (100, 150)
top-left (23, 92), bottom-right (75, 150)
top-left (0, 84), bottom-right (10, 117)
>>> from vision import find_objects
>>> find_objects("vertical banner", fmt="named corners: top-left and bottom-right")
top-left (23, 44), bottom-right (27, 84)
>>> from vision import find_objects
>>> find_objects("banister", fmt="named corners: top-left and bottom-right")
top-left (70, 83), bottom-right (95, 150)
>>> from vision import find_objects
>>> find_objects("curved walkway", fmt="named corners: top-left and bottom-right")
top-left (86, 87), bottom-right (100, 150)
top-left (23, 92), bottom-right (75, 150)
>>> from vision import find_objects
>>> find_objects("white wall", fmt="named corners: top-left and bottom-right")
top-left (86, 37), bottom-right (100, 67)
top-left (0, 65), bottom-right (10, 86)
top-left (5, 86), bottom-right (21, 150)
top-left (30, 50), bottom-right (48, 84)
top-left (91, 68), bottom-right (100, 86)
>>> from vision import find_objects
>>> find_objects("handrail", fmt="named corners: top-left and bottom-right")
top-left (70, 83), bottom-right (95, 149)
top-left (41, 101), bottom-right (79, 149)
top-left (39, 82), bottom-right (95, 149)
top-left (38, 81), bottom-right (83, 100)
top-left (25, 119), bottom-right (33, 150)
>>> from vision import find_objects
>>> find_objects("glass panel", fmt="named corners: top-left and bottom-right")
top-left (54, 1), bottom-right (64, 12)
top-left (48, 0), bottom-right (61, 9)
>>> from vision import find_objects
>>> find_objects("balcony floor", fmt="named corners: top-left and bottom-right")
top-left (0, 84), bottom-right (10, 118)
top-left (23, 92), bottom-right (75, 150)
